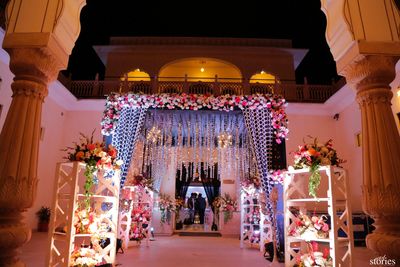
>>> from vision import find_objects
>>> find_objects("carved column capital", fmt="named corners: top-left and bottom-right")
top-left (7, 47), bottom-right (63, 85)
top-left (356, 88), bottom-right (393, 107)
top-left (341, 55), bottom-right (397, 91)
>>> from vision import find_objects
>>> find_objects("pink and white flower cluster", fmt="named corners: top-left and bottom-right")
top-left (268, 169), bottom-right (286, 185)
top-left (101, 93), bottom-right (289, 143)
top-left (295, 242), bottom-right (332, 267)
top-left (213, 193), bottom-right (238, 212)
top-left (70, 247), bottom-right (102, 267)
top-left (289, 211), bottom-right (330, 239)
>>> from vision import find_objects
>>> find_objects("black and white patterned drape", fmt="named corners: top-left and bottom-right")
top-left (242, 108), bottom-right (281, 251)
top-left (112, 107), bottom-right (147, 187)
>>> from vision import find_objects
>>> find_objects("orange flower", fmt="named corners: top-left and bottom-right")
top-left (307, 148), bottom-right (317, 156)
top-left (75, 151), bottom-right (85, 161)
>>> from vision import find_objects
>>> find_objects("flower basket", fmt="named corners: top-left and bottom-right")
top-left (63, 131), bottom-right (123, 210)
top-left (213, 193), bottom-right (238, 224)
top-left (291, 137), bottom-right (345, 198)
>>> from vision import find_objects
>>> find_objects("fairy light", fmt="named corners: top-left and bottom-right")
top-left (146, 126), bottom-right (161, 143)
top-left (217, 132), bottom-right (232, 148)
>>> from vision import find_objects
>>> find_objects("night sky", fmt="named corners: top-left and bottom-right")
top-left (63, 0), bottom-right (340, 85)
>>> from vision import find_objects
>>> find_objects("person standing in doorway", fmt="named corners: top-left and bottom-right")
top-left (196, 193), bottom-right (207, 224)
top-left (187, 193), bottom-right (197, 224)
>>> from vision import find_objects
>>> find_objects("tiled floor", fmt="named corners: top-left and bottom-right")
top-left (21, 232), bottom-right (376, 266)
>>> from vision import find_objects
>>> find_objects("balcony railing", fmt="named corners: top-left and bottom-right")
top-left (59, 75), bottom-right (343, 103)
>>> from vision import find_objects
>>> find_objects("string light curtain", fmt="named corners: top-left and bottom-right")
top-left (139, 110), bottom-right (251, 184)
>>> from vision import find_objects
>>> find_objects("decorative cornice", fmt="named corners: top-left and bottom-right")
top-left (341, 55), bottom-right (397, 91)
top-left (109, 36), bottom-right (293, 48)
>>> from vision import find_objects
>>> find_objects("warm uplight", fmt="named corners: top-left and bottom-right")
top-left (397, 89), bottom-right (400, 97)
top-left (250, 72), bottom-right (276, 84)
top-left (121, 69), bottom-right (151, 81)
top-left (200, 67), bottom-right (205, 72)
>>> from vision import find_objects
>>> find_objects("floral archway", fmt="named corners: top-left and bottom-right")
top-left (101, 92), bottom-right (288, 249)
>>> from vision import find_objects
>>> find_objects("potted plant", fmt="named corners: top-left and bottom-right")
top-left (36, 206), bottom-right (51, 232)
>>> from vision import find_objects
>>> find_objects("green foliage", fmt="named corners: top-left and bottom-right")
top-left (308, 163), bottom-right (321, 198)
top-left (84, 160), bottom-right (97, 211)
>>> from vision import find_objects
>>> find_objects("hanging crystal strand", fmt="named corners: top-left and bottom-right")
top-left (190, 115), bottom-right (195, 171)
top-left (222, 113), bottom-right (228, 179)
top-left (177, 120), bottom-right (182, 175)
top-left (187, 116), bottom-right (191, 171)
top-left (234, 115), bottom-right (239, 179)
top-left (234, 115), bottom-right (239, 182)
top-left (207, 114), bottom-right (211, 172)
top-left (210, 115), bottom-right (215, 174)
top-left (217, 113), bottom-right (221, 178)
top-left (221, 114), bottom-right (227, 178)
top-left (193, 115), bottom-right (197, 173)
top-left (204, 114), bottom-right (209, 173)
top-left (166, 114), bottom-right (172, 180)
top-left (195, 114), bottom-right (200, 178)
top-left (225, 114), bottom-right (232, 178)
top-left (199, 113), bottom-right (203, 176)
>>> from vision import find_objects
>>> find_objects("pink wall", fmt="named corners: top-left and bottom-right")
top-left (285, 111), bottom-right (364, 212)
top-left (28, 97), bottom-right (68, 229)
top-left (330, 102), bottom-right (363, 212)
top-left (285, 114), bottom-right (338, 167)
top-left (62, 110), bottom-right (105, 146)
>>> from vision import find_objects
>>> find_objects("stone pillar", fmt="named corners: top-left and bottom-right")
top-left (343, 55), bottom-right (400, 259)
top-left (0, 0), bottom-right (85, 264)
top-left (0, 47), bottom-right (62, 266)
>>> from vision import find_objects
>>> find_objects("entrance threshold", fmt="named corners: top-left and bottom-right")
top-left (175, 230), bottom-right (222, 237)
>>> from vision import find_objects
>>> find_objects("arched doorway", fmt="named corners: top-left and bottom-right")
top-left (249, 71), bottom-right (278, 94)
top-left (158, 58), bottom-right (243, 94)
top-left (121, 69), bottom-right (152, 93)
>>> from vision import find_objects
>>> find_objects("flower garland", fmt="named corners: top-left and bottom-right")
top-left (213, 193), bottom-right (238, 224)
top-left (101, 93), bottom-right (288, 144)
top-left (64, 130), bottom-right (123, 210)
top-left (292, 137), bottom-right (345, 198)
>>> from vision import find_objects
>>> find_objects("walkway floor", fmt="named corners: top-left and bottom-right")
top-left (21, 232), bottom-right (375, 266)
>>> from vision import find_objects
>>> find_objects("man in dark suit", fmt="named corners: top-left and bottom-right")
top-left (196, 193), bottom-right (207, 224)
top-left (187, 193), bottom-right (197, 224)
